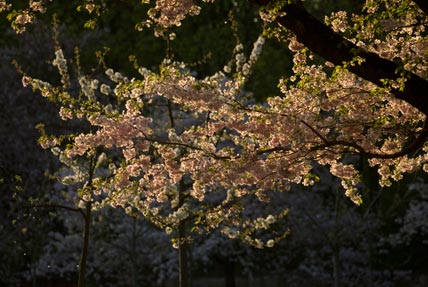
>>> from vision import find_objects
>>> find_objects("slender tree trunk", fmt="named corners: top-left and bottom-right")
top-left (332, 189), bottom-right (341, 287)
top-left (77, 154), bottom-right (97, 287)
top-left (332, 245), bottom-right (340, 287)
top-left (178, 220), bottom-right (188, 287)
top-left (224, 258), bottom-right (236, 287)
top-left (78, 201), bottom-right (92, 287)
top-left (176, 176), bottom-right (191, 287)
top-left (31, 253), bottom-right (36, 287)
top-left (361, 157), bottom-right (379, 287)
top-left (131, 218), bottom-right (138, 287)
top-left (167, 103), bottom-right (190, 287)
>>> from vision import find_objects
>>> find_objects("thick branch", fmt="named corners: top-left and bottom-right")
top-left (413, 0), bottom-right (428, 16)
top-left (253, 0), bottom-right (428, 116)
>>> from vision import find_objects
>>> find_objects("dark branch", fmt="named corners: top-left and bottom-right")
top-left (308, 117), bottom-right (428, 159)
top-left (232, 100), bottom-right (428, 160)
top-left (413, 0), bottom-right (428, 16)
top-left (252, 0), bottom-right (428, 116)
top-left (25, 203), bottom-right (85, 217)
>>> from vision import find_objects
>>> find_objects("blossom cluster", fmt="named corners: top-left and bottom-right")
top-left (1, 0), bottom-right (46, 33)
top-left (139, 0), bottom-right (216, 36)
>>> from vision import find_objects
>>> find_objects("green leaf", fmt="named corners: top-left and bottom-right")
top-left (84, 20), bottom-right (96, 30)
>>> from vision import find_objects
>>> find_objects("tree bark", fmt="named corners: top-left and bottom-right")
top-left (332, 245), bottom-right (340, 287)
top-left (78, 201), bottom-right (91, 287)
top-left (131, 218), bottom-right (138, 287)
top-left (77, 155), bottom-right (96, 287)
top-left (251, 0), bottom-right (428, 116)
top-left (413, 0), bottom-right (428, 16)
top-left (178, 220), bottom-right (188, 287)
top-left (224, 258), bottom-right (236, 287)
top-left (332, 189), bottom-right (341, 287)
top-left (178, 180), bottom-right (189, 287)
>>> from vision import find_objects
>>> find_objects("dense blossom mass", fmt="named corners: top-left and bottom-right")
top-left (7, 0), bottom-right (428, 243)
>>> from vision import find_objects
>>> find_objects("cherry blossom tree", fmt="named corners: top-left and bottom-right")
top-left (15, 23), bottom-right (285, 286)
top-left (7, 0), bottom-right (427, 202)
top-left (3, 0), bottom-right (428, 286)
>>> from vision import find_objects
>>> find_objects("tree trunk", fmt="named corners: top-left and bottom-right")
top-left (332, 189), bottom-right (341, 287)
top-left (178, 220), bottom-right (188, 287)
top-left (78, 201), bottom-right (91, 287)
top-left (224, 258), bottom-right (236, 287)
top-left (131, 217), bottom-right (138, 287)
top-left (332, 245), bottom-right (340, 287)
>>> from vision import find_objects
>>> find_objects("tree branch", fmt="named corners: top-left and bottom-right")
top-left (308, 117), bottom-right (428, 159)
top-left (24, 203), bottom-right (85, 217)
top-left (413, 0), bottom-right (428, 16)
top-left (252, 0), bottom-right (428, 116)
